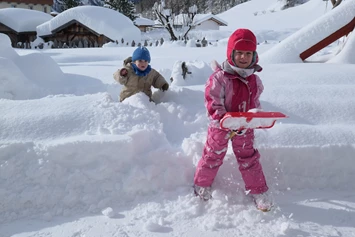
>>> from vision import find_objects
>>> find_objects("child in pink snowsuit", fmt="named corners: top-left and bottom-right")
top-left (193, 28), bottom-right (272, 211)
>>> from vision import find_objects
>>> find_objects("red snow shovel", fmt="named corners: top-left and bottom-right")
top-left (220, 111), bottom-right (288, 133)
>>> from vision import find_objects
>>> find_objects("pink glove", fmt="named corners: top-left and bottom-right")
top-left (120, 68), bottom-right (128, 76)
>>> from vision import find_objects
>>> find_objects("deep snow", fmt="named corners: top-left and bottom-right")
top-left (1, 0), bottom-right (355, 236)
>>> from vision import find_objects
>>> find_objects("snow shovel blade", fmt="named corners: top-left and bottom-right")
top-left (220, 111), bottom-right (288, 130)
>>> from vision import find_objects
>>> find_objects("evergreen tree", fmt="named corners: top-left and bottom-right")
top-left (105, 0), bottom-right (137, 21)
top-left (61, 0), bottom-right (81, 11)
top-left (88, 0), bottom-right (104, 6)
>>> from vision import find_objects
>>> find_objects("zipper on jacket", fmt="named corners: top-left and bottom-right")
top-left (239, 77), bottom-right (251, 111)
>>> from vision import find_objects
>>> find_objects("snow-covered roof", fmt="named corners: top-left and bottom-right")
top-left (134, 17), bottom-right (155, 26)
top-left (37, 6), bottom-right (141, 42)
top-left (0, 8), bottom-right (53, 33)
top-left (172, 13), bottom-right (228, 26)
top-left (193, 14), bottom-right (228, 26)
top-left (153, 19), bottom-right (163, 26)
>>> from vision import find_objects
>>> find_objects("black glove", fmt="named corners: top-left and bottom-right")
top-left (161, 83), bottom-right (169, 91)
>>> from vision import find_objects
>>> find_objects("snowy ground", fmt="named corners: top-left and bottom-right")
top-left (1, 0), bottom-right (355, 236)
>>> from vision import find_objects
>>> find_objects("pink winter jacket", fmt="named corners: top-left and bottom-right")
top-left (205, 60), bottom-right (264, 127)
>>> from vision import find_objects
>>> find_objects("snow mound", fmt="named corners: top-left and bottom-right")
top-left (261, 0), bottom-right (355, 63)
top-left (0, 34), bottom-right (106, 100)
top-left (170, 60), bottom-right (212, 86)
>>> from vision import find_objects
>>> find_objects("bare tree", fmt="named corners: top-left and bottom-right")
top-left (182, 5), bottom-right (198, 40)
top-left (153, 1), bottom-right (199, 41)
top-left (153, 1), bottom-right (178, 41)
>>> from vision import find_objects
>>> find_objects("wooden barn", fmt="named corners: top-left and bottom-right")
top-left (0, 23), bottom-right (35, 48)
top-left (0, 8), bottom-right (52, 48)
top-left (134, 17), bottom-right (155, 32)
top-left (36, 6), bottom-right (142, 48)
top-left (0, 0), bottom-right (52, 13)
top-left (172, 13), bottom-right (228, 31)
top-left (40, 20), bottom-right (114, 48)
top-left (193, 14), bottom-right (228, 31)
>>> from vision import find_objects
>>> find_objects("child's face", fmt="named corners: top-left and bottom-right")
top-left (233, 50), bottom-right (253, 68)
top-left (134, 60), bottom-right (149, 71)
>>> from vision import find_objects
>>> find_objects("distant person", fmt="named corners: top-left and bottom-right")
top-left (114, 46), bottom-right (169, 102)
top-left (193, 28), bottom-right (273, 212)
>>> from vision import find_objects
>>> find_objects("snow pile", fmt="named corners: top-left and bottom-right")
top-left (0, 33), bottom-right (106, 100)
top-left (0, 91), bottom-right (195, 223)
top-left (0, 33), bottom-right (41, 99)
top-left (328, 31), bottom-right (355, 64)
top-left (2, 48), bottom-right (355, 224)
top-left (261, 0), bottom-right (355, 63)
top-left (1, 0), bottom-right (355, 236)
top-left (218, 0), bottom-right (332, 32)
top-left (170, 60), bottom-right (213, 86)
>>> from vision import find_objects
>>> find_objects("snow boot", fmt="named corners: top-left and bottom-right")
top-left (252, 191), bottom-right (273, 212)
top-left (194, 185), bottom-right (212, 201)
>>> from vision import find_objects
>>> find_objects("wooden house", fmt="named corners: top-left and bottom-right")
top-left (0, 22), bottom-right (35, 48)
top-left (0, 0), bottom-right (52, 13)
top-left (172, 13), bottom-right (228, 31)
top-left (134, 17), bottom-right (155, 32)
top-left (193, 14), bottom-right (228, 30)
top-left (36, 6), bottom-right (142, 48)
top-left (40, 20), bottom-right (114, 48)
top-left (0, 8), bottom-right (52, 48)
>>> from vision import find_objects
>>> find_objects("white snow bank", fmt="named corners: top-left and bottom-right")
top-left (218, 0), bottom-right (332, 32)
top-left (0, 92), bottom-right (193, 223)
top-left (170, 60), bottom-right (213, 86)
top-left (328, 31), bottom-right (355, 64)
top-left (261, 0), bottom-right (355, 63)
top-left (1, 1), bottom-right (355, 235)
top-left (0, 34), bottom-right (106, 99)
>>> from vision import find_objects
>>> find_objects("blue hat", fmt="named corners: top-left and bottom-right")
top-left (132, 46), bottom-right (151, 63)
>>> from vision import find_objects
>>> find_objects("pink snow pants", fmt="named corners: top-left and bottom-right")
top-left (194, 126), bottom-right (268, 194)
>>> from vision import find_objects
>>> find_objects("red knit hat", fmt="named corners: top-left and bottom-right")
top-left (227, 29), bottom-right (257, 65)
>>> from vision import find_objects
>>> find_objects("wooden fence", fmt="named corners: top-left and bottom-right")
top-left (33, 37), bottom-right (211, 49)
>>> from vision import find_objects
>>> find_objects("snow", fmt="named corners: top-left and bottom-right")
top-left (134, 17), bottom-right (155, 26)
top-left (36, 6), bottom-right (141, 43)
top-left (193, 14), bottom-right (228, 26)
top-left (1, 0), bottom-right (355, 236)
top-left (173, 13), bottom-right (228, 26)
top-left (0, 8), bottom-right (52, 33)
top-left (328, 29), bottom-right (355, 64)
top-left (218, 0), bottom-right (333, 32)
top-left (261, 0), bottom-right (355, 63)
